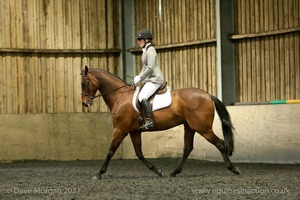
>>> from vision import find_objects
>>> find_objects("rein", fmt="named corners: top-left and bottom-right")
top-left (82, 84), bottom-right (128, 99)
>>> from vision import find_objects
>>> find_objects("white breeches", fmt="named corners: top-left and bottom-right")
top-left (138, 82), bottom-right (161, 102)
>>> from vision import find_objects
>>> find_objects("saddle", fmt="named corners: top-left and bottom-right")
top-left (132, 82), bottom-right (172, 113)
top-left (136, 82), bottom-right (168, 108)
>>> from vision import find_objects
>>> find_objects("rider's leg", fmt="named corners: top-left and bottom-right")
top-left (138, 82), bottom-right (161, 130)
top-left (140, 98), bottom-right (154, 130)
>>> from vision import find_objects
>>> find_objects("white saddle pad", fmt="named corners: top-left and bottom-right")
top-left (132, 86), bottom-right (172, 113)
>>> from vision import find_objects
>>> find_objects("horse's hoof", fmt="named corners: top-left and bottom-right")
top-left (232, 167), bottom-right (241, 175)
top-left (157, 169), bottom-right (163, 177)
top-left (91, 175), bottom-right (101, 180)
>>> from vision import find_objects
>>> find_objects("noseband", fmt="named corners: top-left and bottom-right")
top-left (81, 92), bottom-right (100, 100)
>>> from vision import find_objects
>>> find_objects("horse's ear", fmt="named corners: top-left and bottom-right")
top-left (84, 65), bottom-right (89, 75)
top-left (80, 65), bottom-right (89, 75)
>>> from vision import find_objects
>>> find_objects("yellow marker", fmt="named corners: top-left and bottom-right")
top-left (286, 99), bottom-right (300, 104)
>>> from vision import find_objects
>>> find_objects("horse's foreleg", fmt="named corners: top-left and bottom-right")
top-left (129, 132), bottom-right (163, 177)
top-left (93, 129), bottom-right (128, 180)
top-left (170, 124), bottom-right (195, 177)
top-left (200, 130), bottom-right (240, 175)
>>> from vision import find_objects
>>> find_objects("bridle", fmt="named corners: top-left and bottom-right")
top-left (81, 84), bottom-right (128, 100)
top-left (81, 72), bottom-right (135, 104)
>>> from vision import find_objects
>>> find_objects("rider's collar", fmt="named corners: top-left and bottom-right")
top-left (142, 43), bottom-right (152, 53)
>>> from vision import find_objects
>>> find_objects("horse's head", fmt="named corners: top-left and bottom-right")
top-left (81, 66), bottom-right (99, 107)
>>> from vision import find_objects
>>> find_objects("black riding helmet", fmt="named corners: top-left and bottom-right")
top-left (136, 29), bottom-right (153, 40)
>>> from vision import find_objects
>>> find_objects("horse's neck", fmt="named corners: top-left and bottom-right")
top-left (95, 71), bottom-right (130, 111)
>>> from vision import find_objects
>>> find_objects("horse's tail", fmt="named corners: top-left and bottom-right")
top-left (210, 95), bottom-right (235, 156)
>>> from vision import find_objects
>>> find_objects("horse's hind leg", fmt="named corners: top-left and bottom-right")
top-left (129, 132), bottom-right (163, 176)
top-left (200, 130), bottom-right (240, 175)
top-left (170, 123), bottom-right (195, 177)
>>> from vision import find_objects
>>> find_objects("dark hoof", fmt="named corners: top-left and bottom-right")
top-left (91, 174), bottom-right (101, 180)
top-left (157, 169), bottom-right (163, 177)
top-left (233, 167), bottom-right (241, 175)
top-left (169, 170), bottom-right (179, 177)
top-left (229, 166), bottom-right (241, 175)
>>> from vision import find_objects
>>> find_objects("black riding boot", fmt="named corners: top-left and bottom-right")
top-left (140, 98), bottom-right (154, 130)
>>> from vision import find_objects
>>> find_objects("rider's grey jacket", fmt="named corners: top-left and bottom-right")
top-left (138, 45), bottom-right (164, 84)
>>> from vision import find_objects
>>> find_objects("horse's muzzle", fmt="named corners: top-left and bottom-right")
top-left (82, 99), bottom-right (93, 107)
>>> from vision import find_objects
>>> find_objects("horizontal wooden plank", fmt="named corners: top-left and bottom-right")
top-left (229, 27), bottom-right (300, 40)
top-left (127, 38), bottom-right (217, 53)
top-left (0, 48), bottom-right (121, 54)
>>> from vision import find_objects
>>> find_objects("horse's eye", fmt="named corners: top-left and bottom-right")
top-left (81, 80), bottom-right (90, 88)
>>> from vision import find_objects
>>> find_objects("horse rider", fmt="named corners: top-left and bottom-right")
top-left (133, 29), bottom-right (164, 130)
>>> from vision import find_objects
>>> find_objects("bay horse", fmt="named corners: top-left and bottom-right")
top-left (81, 66), bottom-right (240, 179)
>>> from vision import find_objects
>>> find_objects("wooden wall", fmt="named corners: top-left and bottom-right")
top-left (131, 0), bottom-right (218, 94)
top-left (0, 0), bottom-right (120, 114)
top-left (232, 0), bottom-right (300, 102)
top-left (1, 0), bottom-right (299, 114)
top-left (131, 0), bottom-right (299, 103)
